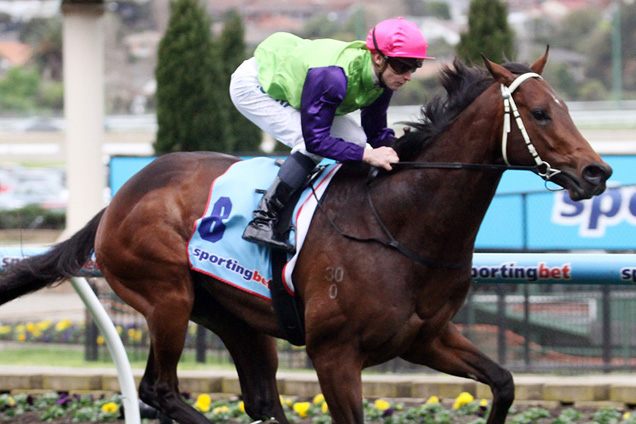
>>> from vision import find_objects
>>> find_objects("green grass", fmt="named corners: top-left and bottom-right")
top-left (0, 345), bottom-right (235, 371)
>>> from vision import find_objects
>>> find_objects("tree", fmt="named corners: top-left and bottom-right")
top-left (216, 10), bottom-right (262, 154)
top-left (154, 0), bottom-right (227, 153)
top-left (19, 18), bottom-right (63, 82)
top-left (455, 0), bottom-right (515, 65)
top-left (0, 67), bottom-right (40, 111)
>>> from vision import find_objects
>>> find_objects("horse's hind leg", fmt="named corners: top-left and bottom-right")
top-left (401, 322), bottom-right (514, 424)
top-left (107, 275), bottom-right (212, 424)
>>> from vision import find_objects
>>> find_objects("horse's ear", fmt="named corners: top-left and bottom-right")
top-left (481, 54), bottom-right (515, 85)
top-left (530, 45), bottom-right (550, 75)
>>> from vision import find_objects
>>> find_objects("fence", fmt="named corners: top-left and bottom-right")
top-left (77, 253), bottom-right (636, 375)
top-left (3, 249), bottom-right (634, 375)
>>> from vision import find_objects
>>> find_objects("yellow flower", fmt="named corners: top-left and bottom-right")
top-left (279, 396), bottom-right (293, 407)
top-left (624, 412), bottom-right (631, 420)
top-left (480, 399), bottom-right (489, 407)
top-left (15, 324), bottom-right (25, 333)
top-left (116, 326), bottom-right (123, 335)
top-left (194, 394), bottom-right (211, 412)
top-left (374, 399), bottom-right (391, 411)
top-left (101, 402), bottom-right (119, 413)
top-left (17, 333), bottom-right (26, 342)
top-left (37, 320), bottom-right (52, 331)
top-left (321, 402), bottom-right (329, 414)
top-left (0, 325), bottom-right (10, 335)
top-left (26, 322), bottom-right (35, 332)
top-left (426, 396), bottom-right (440, 404)
top-left (97, 335), bottom-right (105, 345)
top-left (239, 401), bottom-right (245, 412)
top-left (313, 393), bottom-right (325, 404)
top-left (213, 406), bottom-right (229, 414)
top-left (453, 392), bottom-right (474, 409)
top-left (7, 396), bottom-right (15, 407)
top-left (55, 319), bottom-right (72, 331)
top-left (293, 402), bottom-right (311, 418)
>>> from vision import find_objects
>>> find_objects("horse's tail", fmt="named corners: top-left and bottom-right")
top-left (0, 208), bottom-right (106, 305)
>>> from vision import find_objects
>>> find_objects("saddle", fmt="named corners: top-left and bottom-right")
top-left (188, 158), bottom-right (339, 347)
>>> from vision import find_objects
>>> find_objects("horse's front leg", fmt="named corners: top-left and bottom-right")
top-left (308, 343), bottom-right (365, 424)
top-left (401, 322), bottom-right (514, 424)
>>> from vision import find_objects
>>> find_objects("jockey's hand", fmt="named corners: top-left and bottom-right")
top-left (362, 146), bottom-right (399, 171)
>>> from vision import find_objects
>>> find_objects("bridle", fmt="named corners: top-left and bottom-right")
top-left (500, 72), bottom-right (561, 180)
top-left (394, 71), bottom-right (562, 182)
top-left (316, 72), bottom-right (565, 269)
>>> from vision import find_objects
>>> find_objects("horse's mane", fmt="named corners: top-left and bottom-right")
top-left (394, 58), bottom-right (533, 161)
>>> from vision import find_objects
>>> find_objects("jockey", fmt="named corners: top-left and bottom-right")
top-left (230, 17), bottom-right (434, 253)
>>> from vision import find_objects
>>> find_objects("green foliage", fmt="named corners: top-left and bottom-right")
top-left (456, 0), bottom-right (516, 64)
top-left (553, 8), bottom-right (603, 53)
top-left (20, 17), bottom-right (63, 82)
top-left (0, 205), bottom-right (65, 230)
top-left (580, 79), bottom-right (609, 101)
top-left (508, 407), bottom-right (550, 423)
top-left (542, 62), bottom-right (579, 101)
top-left (216, 10), bottom-right (263, 154)
top-left (0, 392), bottom-right (122, 422)
top-left (37, 80), bottom-right (64, 110)
top-left (404, 0), bottom-right (451, 19)
top-left (154, 0), bottom-right (228, 153)
top-left (0, 67), bottom-right (40, 111)
top-left (0, 65), bottom-right (64, 112)
top-left (301, 13), bottom-right (345, 39)
top-left (552, 408), bottom-right (584, 424)
top-left (592, 407), bottom-right (622, 424)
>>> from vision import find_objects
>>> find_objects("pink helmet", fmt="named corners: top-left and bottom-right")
top-left (366, 17), bottom-right (435, 60)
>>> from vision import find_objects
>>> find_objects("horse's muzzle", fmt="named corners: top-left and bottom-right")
top-left (582, 163), bottom-right (613, 188)
top-left (573, 162), bottom-right (613, 200)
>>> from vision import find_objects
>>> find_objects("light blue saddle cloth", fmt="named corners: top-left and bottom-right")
top-left (187, 157), bottom-right (340, 300)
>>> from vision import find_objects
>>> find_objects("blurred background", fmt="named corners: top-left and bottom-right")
top-left (1, 0), bottom-right (636, 374)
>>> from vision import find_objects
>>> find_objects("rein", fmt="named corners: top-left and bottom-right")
top-left (312, 181), bottom-right (471, 270)
top-left (314, 71), bottom-right (563, 270)
top-left (391, 161), bottom-right (537, 172)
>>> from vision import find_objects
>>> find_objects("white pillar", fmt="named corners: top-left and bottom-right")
top-left (61, 1), bottom-right (106, 238)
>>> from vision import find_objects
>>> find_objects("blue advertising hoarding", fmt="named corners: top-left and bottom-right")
top-left (476, 155), bottom-right (636, 250)
top-left (110, 155), bottom-right (636, 251)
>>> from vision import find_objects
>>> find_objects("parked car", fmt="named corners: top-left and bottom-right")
top-left (0, 167), bottom-right (68, 211)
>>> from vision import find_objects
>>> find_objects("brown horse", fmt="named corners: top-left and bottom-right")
top-left (0, 51), bottom-right (611, 424)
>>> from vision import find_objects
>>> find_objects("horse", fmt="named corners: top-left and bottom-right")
top-left (0, 49), bottom-right (611, 424)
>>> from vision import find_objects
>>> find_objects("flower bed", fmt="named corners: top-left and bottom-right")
top-left (2, 391), bottom-right (636, 424)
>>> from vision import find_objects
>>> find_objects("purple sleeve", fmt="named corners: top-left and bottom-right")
top-left (361, 89), bottom-right (396, 147)
top-left (300, 67), bottom-right (365, 162)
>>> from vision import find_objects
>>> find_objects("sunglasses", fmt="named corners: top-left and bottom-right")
top-left (385, 57), bottom-right (423, 75)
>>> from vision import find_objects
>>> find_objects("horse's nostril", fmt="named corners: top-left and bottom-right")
top-left (583, 163), bottom-right (612, 185)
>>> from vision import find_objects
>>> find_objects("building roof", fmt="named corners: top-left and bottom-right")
top-left (0, 41), bottom-right (32, 67)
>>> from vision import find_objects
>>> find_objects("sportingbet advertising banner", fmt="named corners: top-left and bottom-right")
top-left (476, 156), bottom-right (636, 250)
top-left (110, 155), bottom-right (636, 251)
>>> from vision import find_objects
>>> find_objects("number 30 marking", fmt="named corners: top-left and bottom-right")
top-left (325, 266), bottom-right (344, 282)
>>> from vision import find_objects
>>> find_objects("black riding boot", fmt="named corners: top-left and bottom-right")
top-left (242, 176), bottom-right (297, 252)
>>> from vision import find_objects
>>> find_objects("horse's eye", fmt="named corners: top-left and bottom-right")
top-left (531, 108), bottom-right (550, 122)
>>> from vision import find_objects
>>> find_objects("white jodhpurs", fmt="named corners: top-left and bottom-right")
top-left (229, 57), bottom-right (367, 162)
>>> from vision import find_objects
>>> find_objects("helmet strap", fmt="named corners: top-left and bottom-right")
top-left (372, 27), bottom-right (389, 61)
top-left (377, 63), bottom-right (388, 89)
top-left (372, 26), bottom-right (390, 89)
